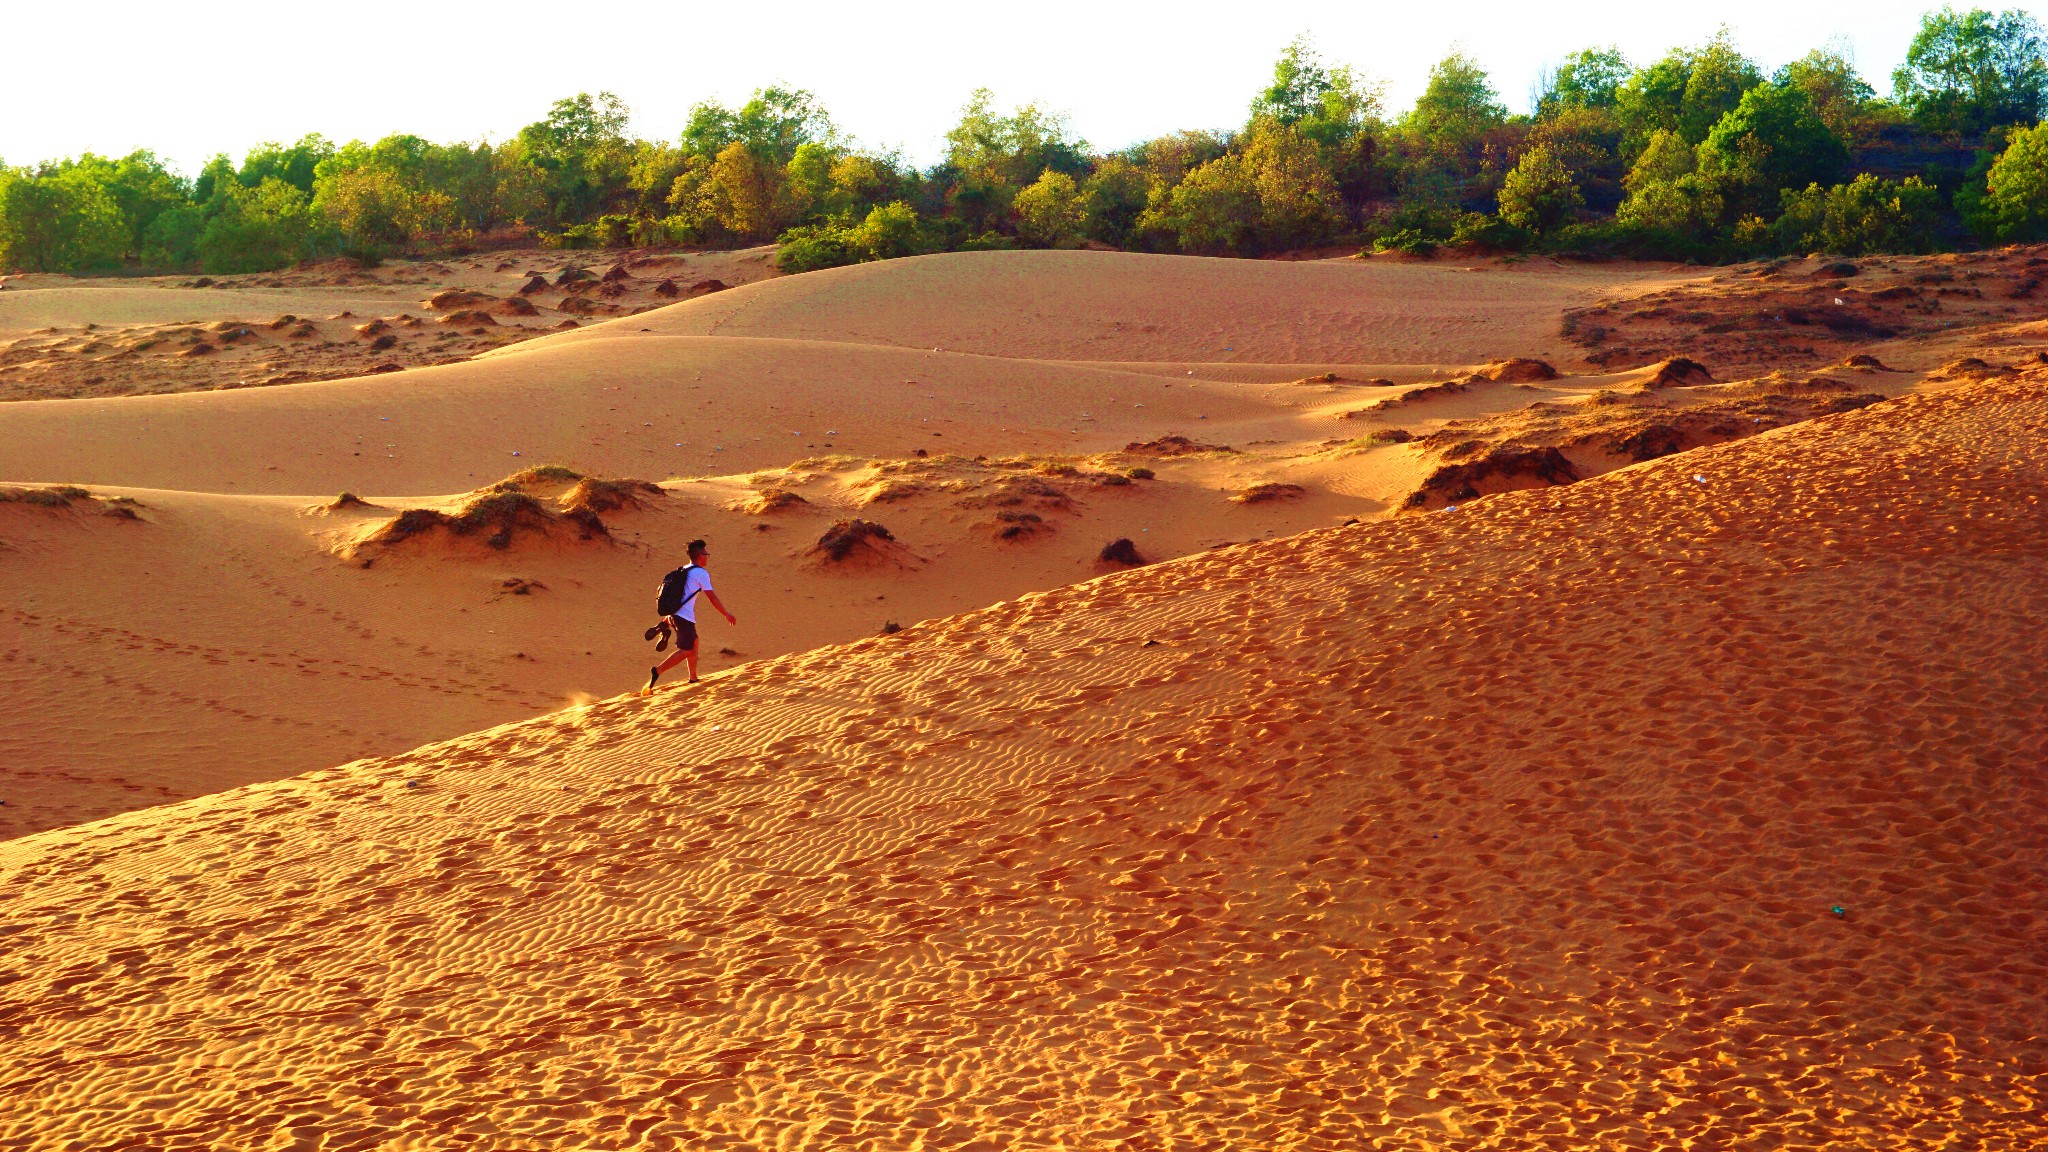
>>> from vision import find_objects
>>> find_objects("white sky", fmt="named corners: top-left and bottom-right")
top-left (8, 1), bottom-right (2042, 176)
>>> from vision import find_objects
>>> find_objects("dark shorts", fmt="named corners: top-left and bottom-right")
top-left (669, 617), bottom-right (698, 650)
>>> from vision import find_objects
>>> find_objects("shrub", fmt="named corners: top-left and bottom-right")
top-left (1963, 122), bottom-right (2048, 241)
top-left (1497, 145), bottom-right (1584, 232)
top-left (776, 224), bottom-right (859, 272)
top-left (1777, 174), bottom-right (1945, 254)
top-left (1450, 213), bottom-right (1532, 251)
top-left (1013, 169), bottom-right (1085, 248)
top-left (1695, 82), bottom-right (1849, 218)
top-left (1372, 228), bottom-right (1437, 256)
top-left (0, 169), bottom-right (128, 272)
top-left (196, 178), bottom-right (313, 274)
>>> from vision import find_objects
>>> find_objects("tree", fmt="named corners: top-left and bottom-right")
top-left (1080, 157), bottom-right (1151, 246)
top-left (1497, 146), bottom-right (1584, 232)
top-left (1403, 53), bottom-right (1508, 154)
top-left (1894, 7), bottom-right (2048, 135)
top-left (1775, 48), bottom-right (1881, 141)
top-left (0, 168), bottom-right (128, 271)
top-left (1695, 82), bottom-right (1849, 217)
top-left (700, 141), bottom-right (800, 241)
top-left (1617, 32), bottom-right (1764, 149)
top-left (942, 90), bottom-right (1089, 232)
top-left (1538, 47), bottom-right (1631, 114)
top-left (514, 92), bottom-right (635, 226)
top-left (238, 135), bottom-right (335, 195)
top-left (1615, 130), bottom-right (1721, 237)
top-left (1013, 170), bottom-right (1085, 247)
top-left (56, 151), bottom-right (189, 255)
top-left (1250, 37), bottom-right (1383, 149)
top-left (1963, 121), bottom-right (2048, 238)
top-left (1776, 174), bottom-right (1945, 253)
top-left (683, 87), bottom-right (833, 164)
top-left (196, 178), bottom-right (313, 273)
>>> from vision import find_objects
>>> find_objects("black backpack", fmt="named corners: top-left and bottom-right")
top-left (656, 564), bottom-right (700, 617)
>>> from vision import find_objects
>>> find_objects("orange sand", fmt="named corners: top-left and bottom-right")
top-left (0, 372), bottom-right (2042, 1149)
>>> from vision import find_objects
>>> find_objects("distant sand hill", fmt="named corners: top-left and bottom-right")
top-left (3, 371), bottom-right (2041, 1149)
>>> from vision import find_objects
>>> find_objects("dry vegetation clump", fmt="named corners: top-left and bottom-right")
top-left (0, 484), bottom-right (91, 507)
top-left (653, 279), bottom-right (681, 297)
top-left (349, 468), bottom-right (652, 555)
top-left (1352, 378), bottom-right (1473, 414)
top-left (1476, 358), bottom-right (1558, 382)
top-left (861, 479), bottom-right (928, 504)
top-left (1233, 482), bottom-right (1309, 504)
top-left (1638, 357), bottom-right (1716, 389)
top-left (1404, 447), bottom-right (1580, 510)
top-left (425, 290), bottom-right (496, 310)
top-left (989, 510), bottom-right (1048, 540)
top-left (437, 310), bottom-right (497, 327)
top-left (1841, 354), bottom-right (1897, 371)
top-left (0, 484), bottom-right (142, 518)
top-left (560, 477), bottom-right (663, 515)
top-left (807, 518), bottom-right (904, 564)
top-left (497, 297), bottom-right (540, 317)
top-left (740, 489), bottom-right (809, 515)
top-left (359, 491), bottom-right (606, 552)
top-left (1928, 357), bottom-right (2019, 381)
top-left (517, 274), bottom-right (550, 294)
top-left (306, 492), bottom-right (379, 515)
top-left (503, 464), bottom-right (584, 486)
top-left (1122, 435), bottom-right (1235, 457)
top-left (1098, 537), bottom-right (1148, 567)
top-left (958, 476), bottom-right (1074, 512)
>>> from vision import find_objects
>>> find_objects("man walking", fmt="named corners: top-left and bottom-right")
top-left (643, 539), bottom-right (736, 695)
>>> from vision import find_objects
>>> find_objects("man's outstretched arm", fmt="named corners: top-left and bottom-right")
top-left (703, 589), bottom-right (737, 625)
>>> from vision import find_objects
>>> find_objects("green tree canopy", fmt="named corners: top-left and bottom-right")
top-left (0, 168), bottom-right (128, 271)
top-left (1893, 7), bottom-right (2048, 135)
top-left (1618, 31), bottom-right (1765, 149)
top-left (237, 135), bottom-right (335, 195)
top-left (1775, 49), bottom-right (1882, 141)
top-left (515, 92), bottom-right (635, 225)
top-left (1696, 81), bottom-right (1849, 217)
top-left (1403, 53), bottom-right (1508, 152)
top-left (1538, 47), bottom-right (1631, 114)
top-left (683, 87), bottom-right (834, 164)
top-left (1964, 121), bottom-right (2048, 238)
top-left (1497, 145), bottom-right (1585, 231)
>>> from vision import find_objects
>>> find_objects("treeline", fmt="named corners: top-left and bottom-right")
top-left (1, 7), bottom-right (2045, 276)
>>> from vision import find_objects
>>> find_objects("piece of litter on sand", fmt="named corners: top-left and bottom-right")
top-left (512, 451), bottom-right (521, 456)
top-left (1831, 904), bottom-right (1848, 917)
top-left (1693, 474), bottom-right (1707, 483)
top-left (1445, 505), bottom-right (1460, 512)
top-left (710, 725), bottom-right (722, 732)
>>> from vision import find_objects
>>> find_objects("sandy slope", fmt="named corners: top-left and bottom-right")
top-left (1, 374), bottom-right (2042, 1150)
top-left (1, 252), bottom-right (1694, 838)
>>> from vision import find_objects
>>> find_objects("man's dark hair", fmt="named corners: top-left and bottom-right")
top-left (687, 539), bottom-right (708, 559)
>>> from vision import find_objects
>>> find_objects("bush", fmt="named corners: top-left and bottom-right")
top-left (196, 178), bottom-right (313, 274)
top-left (1497, 145), bottom-right (1584, 232)
top-left (139, 203), bottom-right (207, 269)
top-left (0, 169), bottom-right (128, 272)
top-left (1013, 169), bottom-right (1085, 247)
top-left (1962, 122), bottom-right (2048, 241)
top-left (956, 230), bottom-right (1019, 252)
top-left (1372, 228), bottom-right (1437, 256)
top-left (1450, 213), bottom-right (1532, 251)
top-left (1695, 82), bottom-right (1849, 218)
top-left (1777, 174), bottom-right (1945, 254)
top-left (775, 224), bottom-right (859, 272)
top-left (774, 201), bottom-right (931, 273)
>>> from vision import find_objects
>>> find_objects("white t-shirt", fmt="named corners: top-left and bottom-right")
top-left (676, 567), bottom-right (714, 623)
